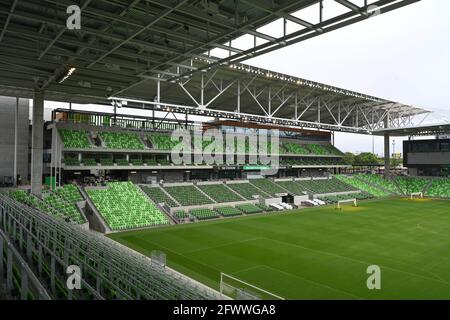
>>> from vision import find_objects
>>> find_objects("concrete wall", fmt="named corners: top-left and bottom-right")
top-left (293, 195), bottom-right (309, 205)
top-left (0, 96), bottom-right (29, 182)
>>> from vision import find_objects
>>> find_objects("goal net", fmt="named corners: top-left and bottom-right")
top-left (336, 198), bottom-right (357, 210)
top-left (219, 272), bottom-right (285, 300)
top-left (410, 192), bottom-right (423, 200)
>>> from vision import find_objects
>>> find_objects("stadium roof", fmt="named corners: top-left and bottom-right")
top-left (372, 123), bottom-right (450, 137)
top-left (109, 57), bottom-right (429, 134)
top-left (0, 0), bottom-right (427, 133)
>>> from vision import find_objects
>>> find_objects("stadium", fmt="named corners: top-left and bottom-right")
top-left (0, 0), bottom-right (449, 304)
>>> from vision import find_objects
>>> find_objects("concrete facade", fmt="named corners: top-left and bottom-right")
top-left (0, 96), bottom-right (29, 183)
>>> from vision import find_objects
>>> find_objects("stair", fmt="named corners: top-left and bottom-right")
top-left (138, 185), bottom-right (177, 224)
top-left (193, 184), bottom-right (217, 203)
top-left (391, 178), bottom-right (405, 195)
top-left (223, 182), bottom-right (246, 200)
top-left (158, 184), bottom-right (181, 207)
top-left (422, 179), bottom-right (434, 195)
top-left (78, 186), bottom-right (111, 233)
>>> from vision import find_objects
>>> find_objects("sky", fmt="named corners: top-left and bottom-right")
top-left (245, 0), bottom-right (450, 155)
top-left (41, 0), bottom-right (450, 156)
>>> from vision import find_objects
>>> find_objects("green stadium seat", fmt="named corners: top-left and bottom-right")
top-left (425, 178), bottom-right (450, 198)
top-left (189, 208), bottom-right (219, 220)
top-left (197, 184), bottom-right (244, 203)
top-left (295, 178), bottom-right (357, 194)
top-left (226, 183), bottom-right (271, 200)
top-left (334, 175), bottom-right (389, 197)
top-left (174, 210), bottom-right (189, 221)
top-left (9, 185), bottom-right (85, 224)
top-left (215, 206), bottom-right (242, 217)
top-left (145, 158), bottom-right (158, 166)
top-left (100, 131), bottom-right (144, 150)
top-left (149, 134), bottom-right (180, 150)
top-left (142, 186), bottom-right (178, 207)
top-left (250, 179), bottom-right (288, 196)
top-left (59, 129), bottom-right (92, 149)
top-left (130, 158), bottom-right (144, 166)
top-left (116, 157), bottom-right (129, 166)
top-left (256, 203), bottom-right (273, 212)
top-left (395, 177), bottom-right (430, 195)
top-left (86, 181), bottom-right (169, 230)
top-left (318, 192), bottom-right (373, 204)
top-left (82, 157), bottom-right (97, 166)
top-left (283, 142), bottom-right (310, 154)
top-left (358, 174), bottom-right (400, 194)
top-left (275, 180), bottom-right (308, 195)
top-left (100, 157), bottom-right (114, 166)
top-left (236, 204), bottom-right (263, 214)
top-left (164, 185), bottom-right (213, 206)
top-left (64, 156), bottom-right (80, 166)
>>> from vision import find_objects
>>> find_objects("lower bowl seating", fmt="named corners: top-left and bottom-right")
top-left (335, 175), bottom-right (389, 197)
top-left (215, 206), bottom-right (242, 217)
top-left (174, 210), bottom-right (189, 221)
top-left (425, 178), bottom-right (450, 198)
top-left (189, 208), bottom-right (219, 220)
top-left (163, 185), bottom-right (213, 206)
top-left (226, 183), bottom-right (271, 199)
top-left (250, 179), bottom-right (287, 196)
top-left (296, 178), bottom-right (357, 194)
top-left (236, 204), bottom-right (263, 214)
top-left (197, 184), bottom-right (243, 203)
top-left (8, 187), bottom-right (85, 224)
top-left (141, 186), bottom-right (178, 207)
top-left (86, 181), bottom-right (169, 230)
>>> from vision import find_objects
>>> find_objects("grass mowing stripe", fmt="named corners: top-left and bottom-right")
top-left (109, 198), bottom-right (450, 299)
top-left (267, 236), bottom-right (450, 287)
top-left (260, 265), bottom-right (363, 300)
top-left (185, 237), bottom-right (264, 255)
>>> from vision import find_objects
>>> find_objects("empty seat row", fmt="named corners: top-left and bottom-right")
top-left (163, 185), bottom-right (213, 206)
top-left (197, 184), bottom-right (244, 203)
top-left (142, 186), bottom-right (178, 207)
top-left (99, 131), bottom-right (145, 150)
top-left (86, 181), bottom-right (169, 230)
top-left (334, 175), bottom-right (389, 197)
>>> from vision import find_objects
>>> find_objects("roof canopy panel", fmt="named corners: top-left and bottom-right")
top-left (0, 0), bottom-right (428, 132)
top-left (372, 124), bottom-right (450, 137)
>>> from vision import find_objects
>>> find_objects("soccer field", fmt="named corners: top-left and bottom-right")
top-left (108, 199), bottom-right (450, 300)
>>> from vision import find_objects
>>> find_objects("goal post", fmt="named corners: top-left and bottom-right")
top-left (410, 192), bottom-right (423, 200)
top-left (220, 272), bottom-right (285, 300)
top-left (335, 198), bottom-right (357, 210)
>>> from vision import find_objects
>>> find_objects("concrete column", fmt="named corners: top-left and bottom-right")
top-left (13, 98), bottom-right (19, 186)
top-left (384, 134), bottom-right (390, 178)
top-left (31, 90), bottom-right (44, 197)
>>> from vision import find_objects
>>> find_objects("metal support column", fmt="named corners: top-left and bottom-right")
top-left (384, 116), bottom-right (390, 178)
top-left (200, 74), bottom-right (204, 108)
top-left (384, 134), bottom-right (390, 177)
top-left (237, 80), bottom-right (241, 113)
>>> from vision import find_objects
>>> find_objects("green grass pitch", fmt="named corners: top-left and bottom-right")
top-left (108, 198), bottom-right (450, 300)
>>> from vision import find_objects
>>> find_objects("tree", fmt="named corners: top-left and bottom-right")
top-left (391, 157), bottom-right (403, 168)
top-left (355, 152), bottom-right (379, 165)
top-left (342, 152), bottom-right (355, 165)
